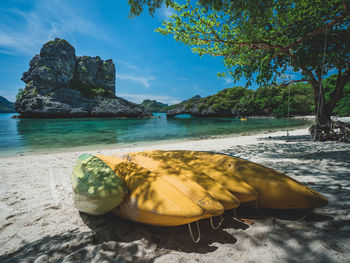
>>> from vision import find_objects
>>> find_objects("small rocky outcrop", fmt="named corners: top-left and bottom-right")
top-left (140, 99), bottom-right (168, 112)
top-left (166, 95), bottom-right (241, 117)
top-left (15, 38), bottom-right (151, 118)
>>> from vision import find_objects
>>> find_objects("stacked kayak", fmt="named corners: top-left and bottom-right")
top-left (71, 150), bottom-right (328, 227)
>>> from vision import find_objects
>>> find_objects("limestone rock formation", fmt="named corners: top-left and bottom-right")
top-left (15, 38), bottom-right (151, 118)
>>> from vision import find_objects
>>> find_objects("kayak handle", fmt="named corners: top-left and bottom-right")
top-left (188, 221), bottom-right (201, 243)
top-left (210, 215), bottom-right (224, 230)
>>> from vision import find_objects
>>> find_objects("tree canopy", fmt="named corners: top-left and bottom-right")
top-left (156, 1), bottom-right (348, 83)
top-left (128, 0), bottom-right (227, 17)
top-left (151, 0), bottom-right (350, 123)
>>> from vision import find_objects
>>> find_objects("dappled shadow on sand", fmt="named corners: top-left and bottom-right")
top-left (230, 210), bottom-right (346, 263)
top-left (80, 211), bottom-right (239, 253)
top-left (218, 136), bottom-right (350, 262)
top-left (2, 137), bottom-right (349, 262)
top-left (0, 207), bottom-right (333, 263)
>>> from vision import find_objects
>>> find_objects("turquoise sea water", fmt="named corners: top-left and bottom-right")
top-left (0, 113), bottom-right (312, 157)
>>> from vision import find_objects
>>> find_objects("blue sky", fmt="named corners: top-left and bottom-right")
top-left (0, 0), bottom-right (254, 104)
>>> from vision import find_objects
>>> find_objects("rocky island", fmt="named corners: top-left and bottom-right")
top-left (15, 38), bottom-right (151, 118)
top-left (140, 99), bottom-right (168, 112)
top-left (166, 94), bottom-right (245, 117)
top-left (166, 86), bottom-right (313, 118)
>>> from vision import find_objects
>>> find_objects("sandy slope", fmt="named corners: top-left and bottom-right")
top-left (0, 128), bottom-right (349, 263)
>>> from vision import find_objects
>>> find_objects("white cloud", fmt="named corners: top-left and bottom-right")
top-left (117, 60), bottom-right (139, 70)
top-left (193, 85), bottom-right (204, 93)
top-left (223, 77), bottom-right (234, 85)
top-left (117, 74), bottom-right (155, 89)
top-left (0, 0), bottom-right (111, 55)
top-left (158, 6), bottom-right (176, 20)
top-left (118, 93), bottom-right (181, 105)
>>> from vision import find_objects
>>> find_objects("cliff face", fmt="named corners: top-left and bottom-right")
top-left (15, 38), bottom-right (151, 118)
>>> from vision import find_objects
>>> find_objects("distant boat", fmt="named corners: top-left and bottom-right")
top-left (240, 117), bottom-right (247, 121)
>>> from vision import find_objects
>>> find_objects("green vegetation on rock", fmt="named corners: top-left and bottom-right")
top-left (16, 88), bottom-right (25, 102)
top-left (46, 38), bottom-right (71, 47)
top-left (69, 77), bottom-right (115, 98)
top-left (31, 88), bottom-right (38, 97)
top-left (141, 99), bottom-right (168, 112)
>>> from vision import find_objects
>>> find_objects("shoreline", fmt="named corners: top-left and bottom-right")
top-left (2, 114), bottom-right (349, 159)
top-left (0, 124), bottom-right (311, 158)
top-left (0, 127), bottom-right (349, 262)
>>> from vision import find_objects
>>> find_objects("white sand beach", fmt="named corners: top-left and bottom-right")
top-left (0, 127), bottom-right (349, 263)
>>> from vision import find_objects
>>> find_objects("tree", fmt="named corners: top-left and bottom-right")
top-left (154, 0), bottom-right (350, 126)
top-left (129, 0), bottom-right (350, 124)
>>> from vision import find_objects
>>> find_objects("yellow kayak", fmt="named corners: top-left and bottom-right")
top-left (72, 150), bottom-right (328, 228)
top-left (127, 151), bottom-right (258, 204)
top-left (96, 155), bottom-right (218, 226)
top-left (162, 150), bottom-right (328, 209)
top-left (126, 153), bottom-right (240, 210)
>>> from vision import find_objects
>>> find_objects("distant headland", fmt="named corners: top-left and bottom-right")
top-left (15, 38), bottom-right (151, 118)
top-left (0, 96), bottom-right (15, 113)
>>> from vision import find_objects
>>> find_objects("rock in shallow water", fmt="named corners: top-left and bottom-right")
top-left (15, 38), bottom-right (151, 118)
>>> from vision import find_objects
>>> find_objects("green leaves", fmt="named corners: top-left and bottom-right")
top-left (155, 0), bottom-right (348, 88)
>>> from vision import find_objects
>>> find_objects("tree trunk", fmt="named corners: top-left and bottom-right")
top-left (308, 71), bottom-right (350, 142)
top-left (311, 81), bottom-right (332, 125)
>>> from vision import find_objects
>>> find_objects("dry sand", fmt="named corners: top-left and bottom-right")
top-left (0, 128), bottom-right (349, 263)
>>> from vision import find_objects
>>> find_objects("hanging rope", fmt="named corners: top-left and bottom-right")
top-left (314, 27), bottom-right (329, 140)
top-left (287, 49), bottom-right (293, 140)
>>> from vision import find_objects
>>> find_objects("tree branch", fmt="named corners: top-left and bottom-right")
top-left (289, 9), bottom-right (349, 50)
top-left (299, 65), bottom-right (318, 86)
top-left (279, 79), bottom-right (308, 88)
top-left (196, 4), bottom-right (348, 55)
top-left (189, 5), bottom-right (286, 52)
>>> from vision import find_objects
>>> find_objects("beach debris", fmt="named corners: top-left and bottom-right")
top-left (239, 218), bottom-right (255, 225)
top-left (309, 121), bottom-right (350, 142)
